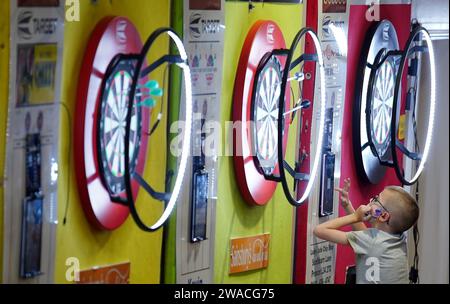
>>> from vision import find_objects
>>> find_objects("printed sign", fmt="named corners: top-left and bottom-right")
top-left (229, 234), bottom-right (271, 274)
top-left (16, 43), bottom-right (57, 106)
top-left (78, 263), bottom-right (131, 284)
top-left (310, 241), bottom-right (335, 284)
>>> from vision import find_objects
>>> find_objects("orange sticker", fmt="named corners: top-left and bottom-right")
top-left (78, 262), bottom-right (130, 284)
top-left (229, 234), bottom-right (270, 274)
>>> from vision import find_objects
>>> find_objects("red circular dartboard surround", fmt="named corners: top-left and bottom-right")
top-left (74, 17), bottom-right (150, 230)
top-left (233, 20), bottom-right (290, 206)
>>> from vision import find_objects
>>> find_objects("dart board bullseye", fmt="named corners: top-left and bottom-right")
top-left (75, 17), bottom-right (150, 230)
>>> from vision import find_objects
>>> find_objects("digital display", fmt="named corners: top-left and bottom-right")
top-left (20, 196), bottom-right (43, 278)
top-left (319, 152), bottom-right (335, 217)
top-left (25, 134), bottom-right (41, 195)
top-left (190, 172), bottom-right (208, 243)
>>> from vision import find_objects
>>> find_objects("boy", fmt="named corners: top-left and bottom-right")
top-left (314, 178), bottom-right (419, 284)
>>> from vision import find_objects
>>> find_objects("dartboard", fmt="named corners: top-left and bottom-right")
top-left (232, 20), bottom-right (289, 206)
top-left (353, 20), bottom-right (400, 184)
top-left (98, 60), bottom-right (142, 196)
top-left (370, 56), bottom-right (395, 158)
top-left (74, 17), bottom-right (149, 230)
top-left (253, 56), bottom-right (282, 175)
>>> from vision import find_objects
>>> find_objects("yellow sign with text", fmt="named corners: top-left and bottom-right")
top-left (17, 44), bottom-right (57, 107)
top-left (230, 234), bottom-right (271, 274)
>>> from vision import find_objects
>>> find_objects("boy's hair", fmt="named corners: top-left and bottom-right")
top-left (384, 186), bottom-right (419, 234)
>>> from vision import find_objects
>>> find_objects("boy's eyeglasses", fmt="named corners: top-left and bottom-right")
top-left (370, 195), bottom-right (390, 224)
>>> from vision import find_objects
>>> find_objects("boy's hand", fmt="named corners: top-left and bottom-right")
top-left (335, 178), bottom-right (351, 208)
top-left (355, 205), bottom-right (372, 222)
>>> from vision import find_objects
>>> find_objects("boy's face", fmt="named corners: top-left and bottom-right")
top-left (368, 191), bottom-right (390, 224)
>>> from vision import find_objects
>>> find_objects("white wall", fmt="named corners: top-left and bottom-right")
top-left (412, 0), bottom-right (449, 40)
top-left (413, 39), bottom-right (449, 284)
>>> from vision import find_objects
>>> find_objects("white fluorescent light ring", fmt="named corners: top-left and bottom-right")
top-left (278, 28), bottom-right (327, 207)
top-left (124, 28), bottom-right (192, 232)
top-left (391, 27), bottom-right (436, 186)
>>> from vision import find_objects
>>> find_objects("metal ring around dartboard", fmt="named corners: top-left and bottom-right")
top-left (123, 28), bottom-right (192, 232)
top-left (74, 17), bottom-right (149, 230)
top-left (232, 20), bottom-right (290, 206)
top-left (353, 20), bottom-right (400, 185)
top-left (391, 26), bottom-right (436, 185)
top-left (278, 28), bottom-right (326, 206)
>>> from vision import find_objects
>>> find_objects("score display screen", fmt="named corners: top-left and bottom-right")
top-left (190, 172), bottom-right (208, 243)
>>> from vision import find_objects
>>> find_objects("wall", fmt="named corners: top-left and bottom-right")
top-left (214, 2), bottom-right (303, 284)
top-left (413, 39), bottom-right (449, 283)
top-left (0, 0), bottom-right (10, 284)
top-left (55, 0), bottom-right (170, 284)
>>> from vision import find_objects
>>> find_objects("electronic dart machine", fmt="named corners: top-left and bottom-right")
top-left (294, 1), bottom-right (435, 284)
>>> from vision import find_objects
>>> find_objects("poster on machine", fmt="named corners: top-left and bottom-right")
top-left (306, 0), bottom-right (350, 284)
top-left (176, 0), bottom-right (225, 284)
top-left (3, 0), bottom-right (64, 283)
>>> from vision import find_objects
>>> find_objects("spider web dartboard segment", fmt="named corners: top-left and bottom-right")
top-left (254, 56), bottom-right (282, 175)
top-left (98, 60), bottom-right (143, 197)
top-left (370, 56), bottom-right (395, 158)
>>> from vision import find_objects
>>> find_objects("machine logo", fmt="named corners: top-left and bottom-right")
top-left (189, 13), bottom-right (221, 39)
top-left (266, 24), bottom-right (275, 44)
top-left (322, 16), bottom-right (332, 39)
top-left (322, 16), bottom-right (345, 40)
top-left (17, 11), bottom-right (33, 40)
top-left (189, 14), bottom-right (202, 39)
top-left (17, 10), bottom-right (58, 40)
top-left (116, 20), bottom-right (128, 44)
